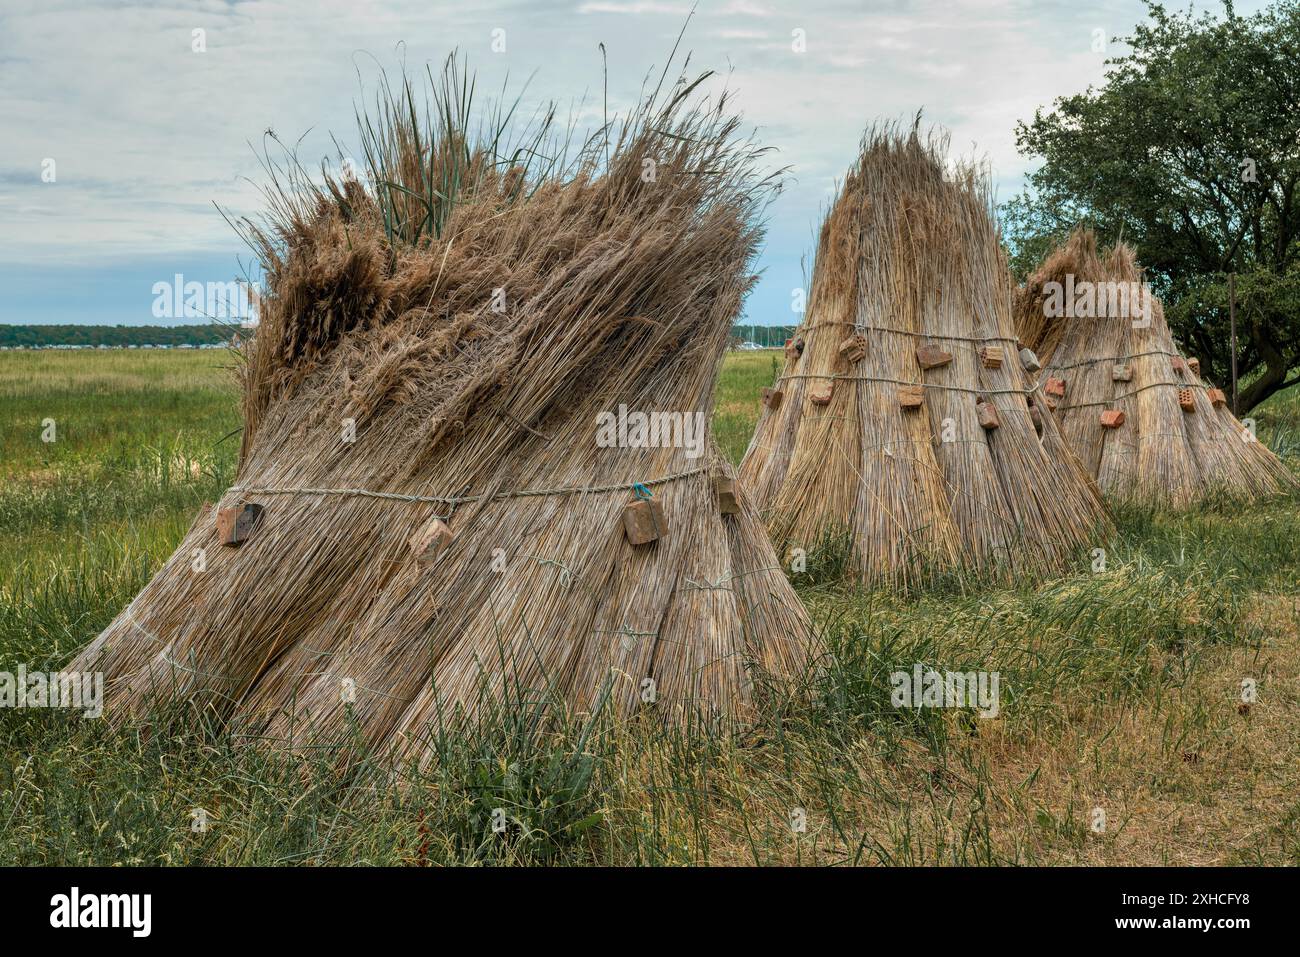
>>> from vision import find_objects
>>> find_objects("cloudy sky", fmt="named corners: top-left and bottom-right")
top-left (0, 0), bottom-right (1254, 325)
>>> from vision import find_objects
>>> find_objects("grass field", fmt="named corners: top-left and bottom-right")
top-left (2, 348), bottom-right (1298, 865)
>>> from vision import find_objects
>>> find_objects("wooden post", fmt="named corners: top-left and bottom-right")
top-left (623, 497), bottom-right (667, 545)
top-left (714, 476), bottom-right (741, 515)
top-left (1229, 271), bottom-right (1238, 415)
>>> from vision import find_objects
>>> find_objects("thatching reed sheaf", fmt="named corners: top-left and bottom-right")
top-left (70, 57), bottom-right (814, 761)
top-left (1014, 229), bottom-right (1298, 507)
top-left (739, 128), bottom-right (1112, 588)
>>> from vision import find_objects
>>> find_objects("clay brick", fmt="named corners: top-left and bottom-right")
top-left (916, 343), bottom-right (953, 370)
top-left (976, 399), bottom-right (1000, 430)
top-left (761, 387), bottom-right (783, 410)
top-left (1178, 387), bottom-right (1196, 412)
top-left (1187, 357), bottom-right (1200, 375)
top-left (1112, 363), bottom-right (1132, 382)
top-left (1100, 409), bottom-right (1125, 429)
top-left (838, 334), bottom-right (867, 364)
top-left (810, 382), bottom-right (834, 405)
top-left (898, 384), bottom-right (924, 409)
top-left (1028, 402), bottom-right (1044, 434)
top-left (979, 345), bottom-right (1004, 369)
top-left (217, 503), bottom-right (264, 547)
top-left (1171, 356), bottom-right (1186, 374)
top-left (409, 517), bottom-right (453, 563)
top-left (1208, 388), bottom-right (1227, 407)
top-left (1044, 377), bottom-right (1066, 399)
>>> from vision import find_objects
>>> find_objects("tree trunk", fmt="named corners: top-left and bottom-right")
top-left (1238, 360), bottom-right (1289, 412)
top-left (1238, 320), bottom-right (1293, 412)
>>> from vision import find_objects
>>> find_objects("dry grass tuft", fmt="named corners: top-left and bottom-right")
top-left (740, 127), bottom-right (1111, 588)
top-left (69, 56), bottom-right (815, 765)
top-left (1014, 228), bottom-right (1299, 507)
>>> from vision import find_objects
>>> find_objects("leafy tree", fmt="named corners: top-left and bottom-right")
top-left (0, 324), bottom-right (235, 349)
top-left (1004, 0), bottom-right (1300, 411)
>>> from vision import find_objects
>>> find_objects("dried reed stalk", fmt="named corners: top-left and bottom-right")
top-left (739, 128), bottom-right (1111, 588)
top-left (1014, 229), bottom-right (1298, 507)
top-left (70, 57), bottom-right (813, 763)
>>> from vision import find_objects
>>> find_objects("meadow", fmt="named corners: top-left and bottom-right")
top-left (1, 348), bottom-right (1297, 865)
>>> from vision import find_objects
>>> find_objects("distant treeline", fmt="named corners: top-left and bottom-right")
top-left (0, 324), bottom-right (237, 348)
top-left (729, 324), bottom-right (798, 347)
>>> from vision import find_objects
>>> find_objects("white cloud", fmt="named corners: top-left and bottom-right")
top-left (576, 2), bottom-right (691, 14)
top-left (2, 0), bottom-right (1269, 321)
top-left (718, 0), bottom-right (774, 15)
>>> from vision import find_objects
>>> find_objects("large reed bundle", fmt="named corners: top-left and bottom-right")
top-left (1014, 229), bottom-right (1298, 506)
top-left (70, 60), bottom-right (813, 761)
top-left (739, 129), bottom-right (1110, 587)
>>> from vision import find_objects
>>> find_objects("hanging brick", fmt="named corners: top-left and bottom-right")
top-left (1208, 388), bottom-right (1227, 407)
top-left (838, 334), bottom-right (867, 364)
top-left (810, 382), bottom-right (834, 405)
top-left (1187, 357), bottom-right (1200, 375)
top-left (1100, 409), bottom-right (1125, 429)
top-left (976, 399), bottom-right (1000, 430)
top-left (916, 343), bottom-right (953, 370)
top-left (1019, 347), bottom-right (1041, 373)
top-left (1027, 401), bottom-right (1044, 435)
top-left (1111, 363), bottom-right (1132, 382)
top-left (898, 384), bottom-right (924, 410)
top-left (217, 503), bottom-right (264, 547)
top-left (1171, 356), bottom-right (1187, 374)
top-left (1178, 387), bottom-right (1196, 412)
top-left (409, 516), bottom-right (453, 563)
top-left (714, 476), bottom-right (740, 515)
top-left (623, 497), bottom-right (667, 545)
top-left (979, 345), bottom-right (1004, 369)
top-left (784, 337), bottom-right (805, 362)
top-left (761, 387), bottom-right (783, 410)
top-left (1044, 377), bottom-right (1066, 399)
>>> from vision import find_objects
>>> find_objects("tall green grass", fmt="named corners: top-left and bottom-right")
top-left (0, 349), bottom-right (1297, 865)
